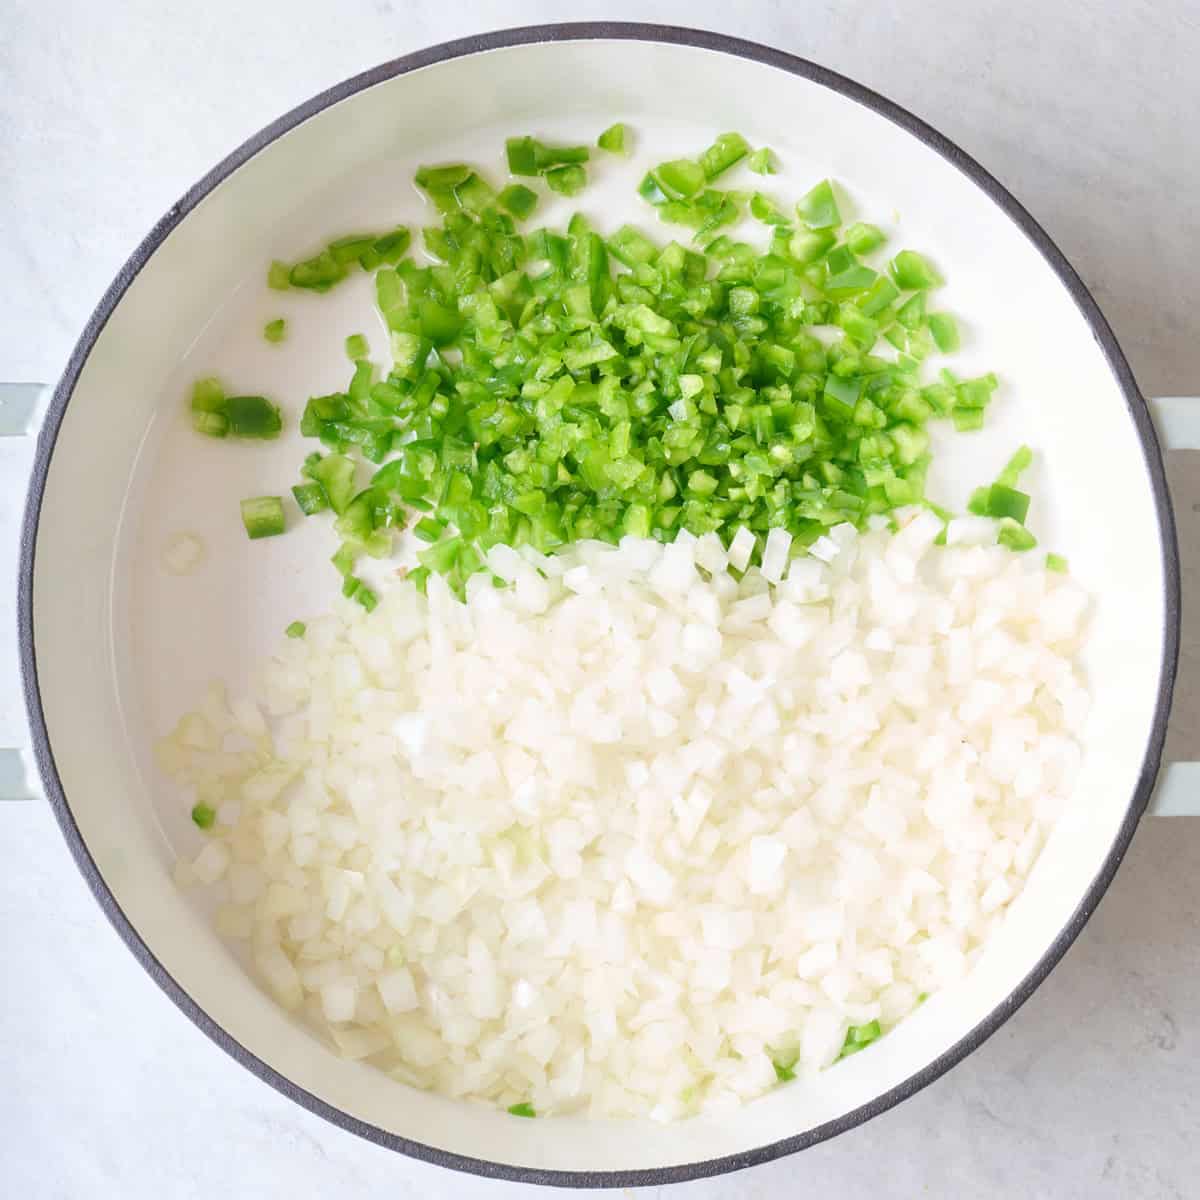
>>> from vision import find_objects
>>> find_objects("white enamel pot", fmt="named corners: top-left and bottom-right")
top-left (7, 22), bottom-right (1200, 1188)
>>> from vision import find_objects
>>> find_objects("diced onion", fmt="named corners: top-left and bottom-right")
top-left (164, 522), bottom-right (1088, 1118)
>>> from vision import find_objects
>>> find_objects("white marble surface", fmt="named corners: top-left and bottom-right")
top-left (3, 1), bottom-right (1200, 1196)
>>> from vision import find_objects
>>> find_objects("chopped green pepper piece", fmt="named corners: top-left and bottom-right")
top-left (825, 265), bottom-right (878, 299)
top-left (345, 333), bottom-right (369, 361)
top-left (654, 159), bottom-right (706, 199)
top-left (331, 542), bottom-right (357, 576)
top-left (855, 275), bottom-right (899, 316)
top-left (271, 224), bottom-right (408, 293)
top-left (545, 164), bottom-right (587, 196)
top-left (505, 137), bottom-right (538, 176)
top-left (498, 183), bottom-right (538, 220)
top-left (452, 173), bottom-right (494, 214)
top-left (998, 518), bottom-right (1037, 551)
top-left (415, 162), bottom-right (472, 190)
top-left (607, 225), bottom-right (658, 266)
top-left (291, 482), bottom-right (329, 516)
top-left (190, 377), bottom-right (225, 413)
top-left (305, 454), bottom-right (356, 514)
top-left (967, 486), bottom-right (992, 516)
top-left (263, 318), bottom-right (287, 344)
top-left (749, 193), bottom-right (788, 225)
top-left (747, 147), bottom-right (775, 175)
top-left (926, 312), bottom-right (960, 352)
top-left (889, 250), bottom-right (942, 290)
top-left (969, 444), bottom-right (1036, 533)
top-left (289, 249), bottom-right (347, 292)
top-left (838, 1020), bottom-right (883, 1059)
top-left (240, 496), bottom-right (286, 540)
top-left (418, 535), bottom-right (463, 575)
top-left (191, 802), bottom-right (216, 830)
top-left (597, 122), bottom-right (630, 154)
top-left (789, 228), bottom-right (837, 264)
top-left (370, 227), bottom-right (412, 266)
top-left (191, 410), bottom-right (228, 438)
top-left (770, 1046), bottom-right (799, 1083)
top-left (413, 516), bottom-right (445, 543)
top-left (997, 444), bottom-right (1033, 487)
top-left (533, 141), bottom-right (589, 169)
top-left (1046, 552), bottom-right (1068, 573)
top-left (329, 234), bottom-right (377, 266)
top-left (419, 299), bottom-right (462, 345)
top-left (984, 483), bottom-right (1030, 522)
top-left (796, 179), bottom-right (841, 229)
top-left (698, 132), bottom-right (750, 180)
top-left (354, 584), bottom-right (378, 612)
top-left (637, 171), bottom-right (669, 205)
top-left (895, 291), bottom-right (927, 330)
top-left (824, 373), bottom-right (863, 415)
top-left (507, 1102), bottom-right (536, 1118)
top-left (225, 395), bottom-right (283, 439)
top-left (956, 373), bottom-right (998, 410)
top-left (837, 303), bottom-right (879, 348)
top-left (507, 136), bottom-right (589, 176)
top-left (825, 244), bottom-right (857, 274)
top-left (844, 222), bottom-right (885, 255)
top-left (285, 620), bottom-right (306, 638)
top-left (850, 1020), bottom-right (882, 1044)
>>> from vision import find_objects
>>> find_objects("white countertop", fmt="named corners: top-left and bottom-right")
top-left (3, 2), bottom-right (1200, 1196)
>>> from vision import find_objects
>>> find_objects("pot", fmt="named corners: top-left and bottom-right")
top-left (5, 21), bottom-right (1198, 1188)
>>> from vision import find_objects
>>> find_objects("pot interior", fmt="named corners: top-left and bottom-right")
top-left (27, 33), bottom-right (1169, 1177)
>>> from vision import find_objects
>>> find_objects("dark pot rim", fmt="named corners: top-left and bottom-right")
top-left (18, 20), bottom-right (1179, 1190)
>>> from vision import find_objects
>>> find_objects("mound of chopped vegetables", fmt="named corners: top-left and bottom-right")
top-left (191, 128), bottom-right (1031, 599)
